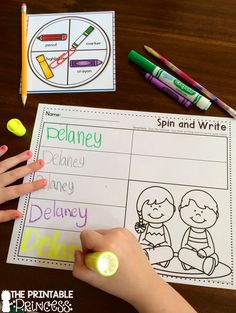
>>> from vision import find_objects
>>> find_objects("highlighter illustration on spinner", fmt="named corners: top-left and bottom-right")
top-left (36, 54), bottom-right (54, 79)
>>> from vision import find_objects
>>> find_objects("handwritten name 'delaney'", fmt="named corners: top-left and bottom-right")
top-left (42, 149), bottom-right (85, 168)
top-left (46, 125), bottom-right (102, 148)
top-left (29, 200), bottom-right (87, 228)
top-left (36, 174), bottom-right (74, 195)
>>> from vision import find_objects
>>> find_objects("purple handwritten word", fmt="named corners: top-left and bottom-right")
top-left (29, 200), bottom-right (87, 228)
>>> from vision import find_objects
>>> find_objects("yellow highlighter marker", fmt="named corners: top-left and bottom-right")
top-left (85, 251), bottom-right (119, 277)
top-left (36, 54), bottom-right (54, 79)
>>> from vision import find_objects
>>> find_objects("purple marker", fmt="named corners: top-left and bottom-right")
top-left (70, 59), bottom-right (103, 67)
top-left (143, 72), bottom-right (193, 108)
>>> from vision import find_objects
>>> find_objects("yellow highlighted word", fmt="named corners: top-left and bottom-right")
top-left (20, 228), bottom-right (81, 261)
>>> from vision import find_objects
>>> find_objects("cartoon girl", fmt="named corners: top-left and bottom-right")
top-left (178, 190), bottom-right (219, 276)
top-left (135, 186), bottom-right (175, 267)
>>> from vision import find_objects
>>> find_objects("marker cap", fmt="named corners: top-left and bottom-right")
top-left (85, 251), bottom-right (119, 277)
top-left (36, 54), bottom-right (45, 63)
top-left (7, 118), bottom-right (26, 137)
top-left (85, 26), bottom-right (94, 35)
top-left (128, 50), bottom-right (156, 74)
top-left (196, 97), bottom-right (211, 110)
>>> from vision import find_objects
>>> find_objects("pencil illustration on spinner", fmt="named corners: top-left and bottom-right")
top-left (135, 186), bottom-right (232, 279)
top-left (135, 186), bottom-right (175, 268)
top-left (27, 12), bottom-right (115, 92)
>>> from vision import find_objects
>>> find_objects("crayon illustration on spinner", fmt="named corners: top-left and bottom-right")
top-left (27, 12), bottom-right (115, 93)
top-left (135, 186), bottom-right (231, 279)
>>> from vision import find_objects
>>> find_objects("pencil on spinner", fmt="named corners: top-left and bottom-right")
top-left (144, 45), bottom-right (236, 119)
top-left (21, 3), bottom-right (27, 106)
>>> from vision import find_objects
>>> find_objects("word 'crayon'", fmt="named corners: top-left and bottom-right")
top-left (70, 59), bottom-right (103, 67)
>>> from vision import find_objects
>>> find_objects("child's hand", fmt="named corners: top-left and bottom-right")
top-left (0, 145), bottom-right (47, 223)
top-left (73, 228), bottom-right (198, 313)
top-left (73, 228), bottom-right (161, 307)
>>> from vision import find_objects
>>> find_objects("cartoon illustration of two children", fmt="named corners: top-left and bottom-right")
top-left (135, 186), bottom-right (220, 276)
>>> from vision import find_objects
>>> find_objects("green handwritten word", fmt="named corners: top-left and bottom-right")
top-left (46, 125), bottom-right (102, 148)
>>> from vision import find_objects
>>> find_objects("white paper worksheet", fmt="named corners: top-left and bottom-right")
top-left (8, 104), bottom-right (236, 290)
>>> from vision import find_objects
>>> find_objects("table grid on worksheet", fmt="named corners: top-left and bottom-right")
top-left (16, 121), bottom-right (230, 264)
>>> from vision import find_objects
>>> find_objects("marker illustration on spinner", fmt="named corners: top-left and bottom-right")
top-left (28, 16), bottom-right (111, 88)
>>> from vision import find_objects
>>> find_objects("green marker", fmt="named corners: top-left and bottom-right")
top-left (72, 26), bottom-right (94, 48)
top-left (85, 251), bottom-right (119, 277)
top-left (128, 50), bottom-right (211, 110)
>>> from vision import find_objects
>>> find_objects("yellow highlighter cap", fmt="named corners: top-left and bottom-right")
top-left (7, 118), bottom-right (26, 136)
top-left (36, 54), bottom-right (45, 63)
top-left (85, 251), bottom-right (119, 277)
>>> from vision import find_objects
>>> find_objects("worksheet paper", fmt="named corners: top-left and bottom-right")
top-left (7, 104), bottom-right (236, 290)
top-left (25, 11), bottom-right (115, 93)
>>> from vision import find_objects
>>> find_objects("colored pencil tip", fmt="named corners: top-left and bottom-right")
top-left (144, 45), bottom-right (152, 52)
top-left (22, 95), bottom-right (27, 107)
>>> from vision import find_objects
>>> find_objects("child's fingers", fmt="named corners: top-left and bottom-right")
top-left (80, 230), bottom-right (104, 252)
top-left (73, 250), bottom-right (87, 279)
top-left (73, 250), bottom-right (101, 284)
top-left (0, 179), bottom-right (47, 204)
top-left (94, 229), bottom-right (110, 235)
top-left (0, 145), bottom-right (8, 158)
top-left (0, 159), bottom-right (45, 188)
top-left (0, 150), bottom-right (32, 174)
top-left (0, 209), bottom-right (22, 223)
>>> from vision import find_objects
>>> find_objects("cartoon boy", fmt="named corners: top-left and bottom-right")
top-left (135, 186), bottom-right (175, 267)
top-left (178, 190), bottom-right (219, 275)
